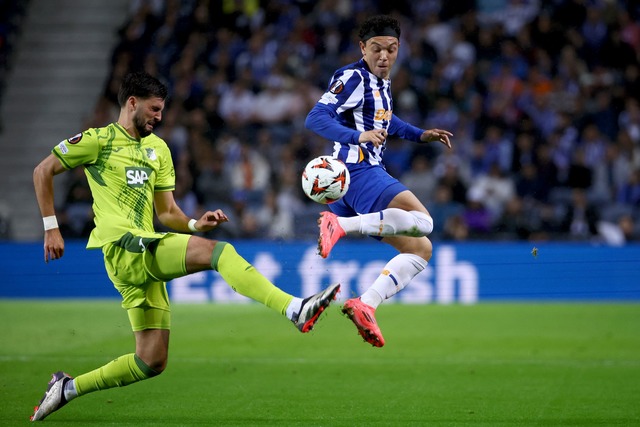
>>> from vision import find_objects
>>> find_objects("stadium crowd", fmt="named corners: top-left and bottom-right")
top-left (57, 0), bottom-right (640, 245)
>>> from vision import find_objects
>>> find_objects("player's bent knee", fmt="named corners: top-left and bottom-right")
top-left (152, 362), bottom-right (167, 375)
top-left (410, 236), bottom-right (432, 262)
top-left (420, 238), bottom-right (433, 262)
top-left (141, 355), bottom-right (168, 375)
top-left (393, 236), bottom-right (432, 262)
top-left (410, 211), bottom-right (434, 235)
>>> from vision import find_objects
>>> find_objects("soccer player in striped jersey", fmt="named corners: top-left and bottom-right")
top-left (305, 15), bottom-right (452, 348)
top-left (30, 71), bottom-right (339, 421)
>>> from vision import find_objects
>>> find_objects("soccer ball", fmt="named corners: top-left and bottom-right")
top-left (301, 156), bottom-right (350, 204)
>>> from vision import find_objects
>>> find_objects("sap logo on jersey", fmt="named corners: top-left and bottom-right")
top-left (125, 167), bottom-right (153, 187)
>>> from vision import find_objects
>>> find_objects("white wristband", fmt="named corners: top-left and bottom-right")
top-left (188, 219), bottom-right (198, 232)
top-left (43, 215), bottom-right (59, 231)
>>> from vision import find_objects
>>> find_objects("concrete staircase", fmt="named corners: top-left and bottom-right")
top-left (0, 0), bottom-right (129, 241)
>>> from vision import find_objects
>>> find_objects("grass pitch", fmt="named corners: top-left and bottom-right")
top-left (1, 301), bottom-right (638, 426)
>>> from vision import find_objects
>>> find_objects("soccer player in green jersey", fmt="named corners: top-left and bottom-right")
top-left (30, 71), bottom-right (340, 421)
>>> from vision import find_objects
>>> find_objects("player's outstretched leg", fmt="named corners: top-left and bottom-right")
top-left (293, 283), bottom-right (341, 332)
top-left (30, 371), bottom-right (73, 421)
top-left (317, 212), bottom-right (346, 258)
top-left (342, 298), bottom-right (385, 347)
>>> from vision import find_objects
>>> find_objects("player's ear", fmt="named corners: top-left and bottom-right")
top-left (359, 40), bottom-right (366, 55)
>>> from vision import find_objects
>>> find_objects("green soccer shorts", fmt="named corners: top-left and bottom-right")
top-left (102, 231), bottom-right (191, 331)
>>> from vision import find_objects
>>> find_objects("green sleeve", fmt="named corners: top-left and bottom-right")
top-left (51, 129), bottom-right (100, 169)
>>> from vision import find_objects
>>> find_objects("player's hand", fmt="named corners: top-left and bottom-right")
top-left (359, 129), bottom-right (387, 147)
top-left (43, 228), bottom-right (64, 263)
top-left (420, 129), bottom-right (453, 148)
top-left (194, 209), bottom-right (229, 232)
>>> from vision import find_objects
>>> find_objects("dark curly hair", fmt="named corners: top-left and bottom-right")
top-left (117, 71), bottom-right (168, 107)
top-left (358, 15), bottom-right (401, 42)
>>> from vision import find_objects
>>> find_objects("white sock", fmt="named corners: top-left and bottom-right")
top-left (360, 253), bottom-right (428, 309)
top-left (338, 209), bottom-right (433, 237)
top-left (285, 297), bottom-right (303, 321)
top-left (336, 215), bottom-right (360, 233)
top-left (63, 378), bottom-right (78, 402)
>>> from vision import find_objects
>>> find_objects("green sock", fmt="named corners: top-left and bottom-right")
top-left (74, 353), bottom-right (158, 396)
top-left (211, 242), bottom-right (293, 315)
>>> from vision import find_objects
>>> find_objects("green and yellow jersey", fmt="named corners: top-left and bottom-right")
top-left (52, 123), bottom-right (175, 249)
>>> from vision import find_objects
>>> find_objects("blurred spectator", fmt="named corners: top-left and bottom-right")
top-left (467, 163), bottom-right (516, 221)
top-left (523, 90), bottom-right (559, 139)
top-left (494, 195), bottom-right (540, 240)
top-left (250, 73), bottom-right (298, 141)
top-left (173, 169), bottom-right (201, 221)
top-left (515, 162), bottom-right (546, 202)
top-left (600, 23), bottom-right (638, 71)
top-left (579, 123), bottom-right (608, 170)
top-left (463, 186), bottom-right (493, 238)
top-left (235, 29), bottom-right (278, 85)
top-left (617, 9), bottom-right (640, 55)
top-left (229, 142), bottom-right (271, 207)
top-left (401, 155), bottom-right (437, 206)
top-left (480, 124), bottom-right (513, 174)
top-left (560, 188), bottom-right (600, 240)
top-left (253, 190), bottom-right (295, 240)
top-left (532, 143), bottom-right (559, 202)
top-left (429, 184), bottom-right (465, 239)
top-left (581, 5), bottom-right (608, 68)
top-left (393, 67), bottom-right (423, 125)
top-left (616, 169), bottom-right (640, 206)
top-left (195, 147), bottom-right (233, 212)
top-left (436, 159), bottom-right (469, 205)
top-left (511, 132), bottom-right (536, 172)
top-left (618, 214), bottom-right (639, 242)
top-left (549, 112), bottom-right (578, 182)
top-left (530, 10), bottom-right (564, 60)
top-left (425, 96), bottom-right (460, 136)
top-left (618, 97), bottom-right (640, 145)
top-left (588, 90), bottom-right (618, 141)
top-left (565, 148), bottom-right (593, 190)
top-left (60, 168), bottom-right (94, 238)
top-left (442, 215), bottom-right (469, 241)
top-left (218, 71), bottom-right (255, 128)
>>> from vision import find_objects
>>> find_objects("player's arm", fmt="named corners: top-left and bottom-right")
top-left (389, 114), bottom-right (453, 149)
top-left (33, 154), bottom-right (68, 263)
top-left (305, 103), bottom-right (388, 147)
top-left (154, 191), bottom-right (229, 233)
top-left (305, 103), bottom-right (361, 144)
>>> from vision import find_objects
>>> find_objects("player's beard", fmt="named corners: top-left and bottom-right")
top-left (133, 112), bottom-right (155, 138)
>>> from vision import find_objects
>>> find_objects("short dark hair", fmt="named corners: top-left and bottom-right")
top-left (359, 15), bottom-right (401, 42)
top-left (117, 71), bottom-right (168, 107)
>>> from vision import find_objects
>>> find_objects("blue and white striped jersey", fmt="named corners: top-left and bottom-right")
top-left (306, 58), bottom-right (424, 167)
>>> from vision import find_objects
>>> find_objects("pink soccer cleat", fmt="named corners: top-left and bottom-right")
top-left (317, 211), bottom-right (346, 258)
top-left (342, 298), bottom-right (385, 347)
